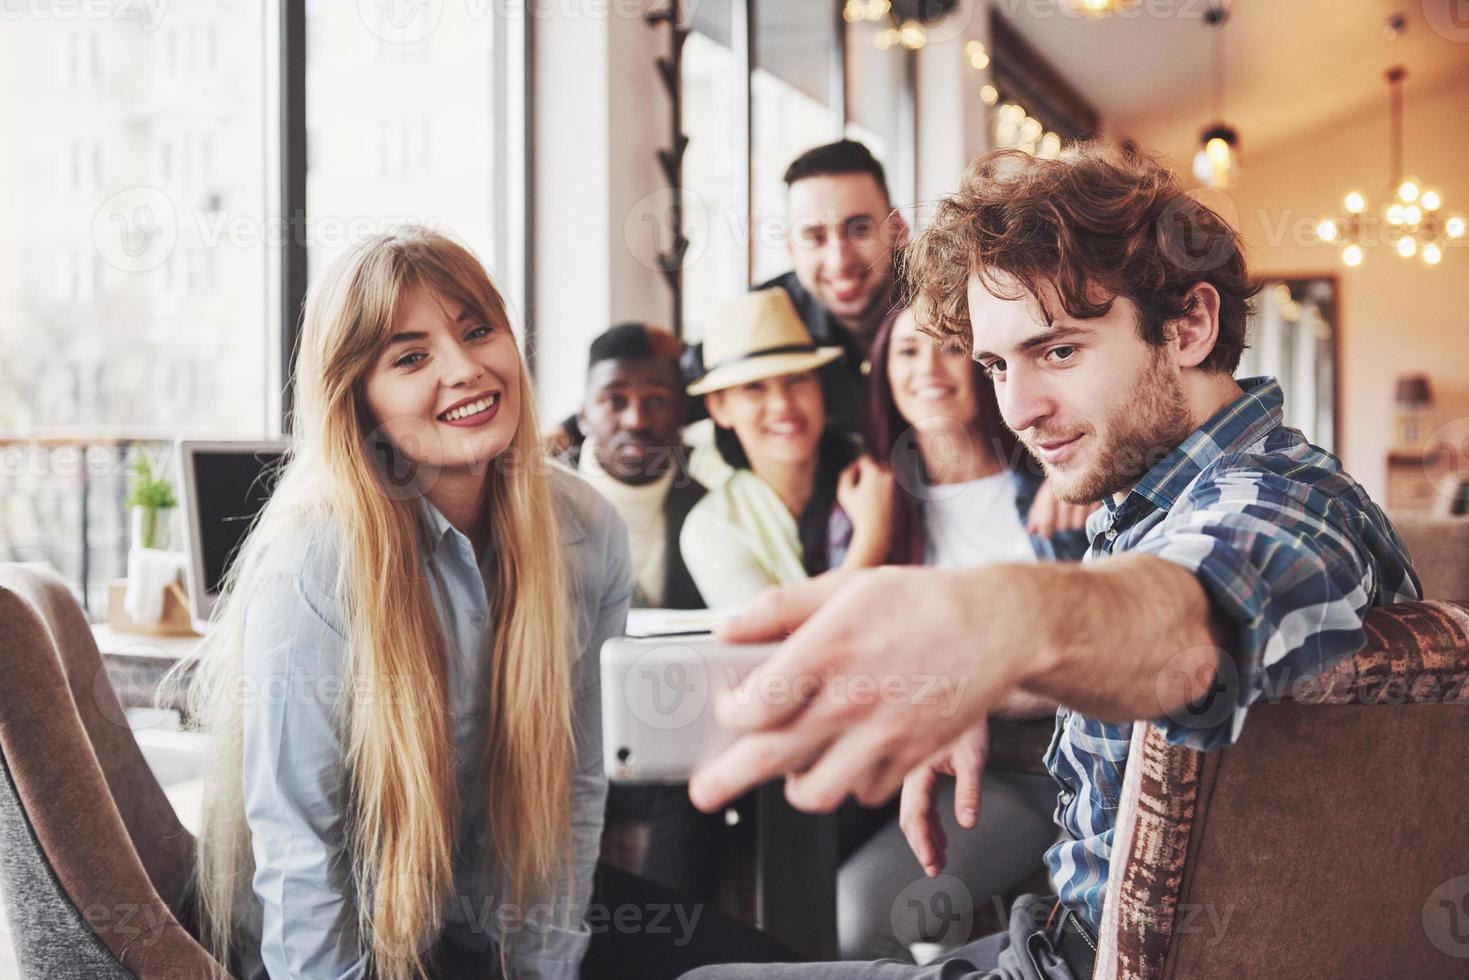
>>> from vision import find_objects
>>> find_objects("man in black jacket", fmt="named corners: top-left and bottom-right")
top-left (562, 322), bottom-right (706, 610)
top-left (749, 138), bottom-right (909, 435)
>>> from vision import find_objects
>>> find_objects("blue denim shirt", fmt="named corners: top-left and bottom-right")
top-left (1042, 378), bottom-right (1421, 932)
top-left (238, 466), bottom-right (631, 979)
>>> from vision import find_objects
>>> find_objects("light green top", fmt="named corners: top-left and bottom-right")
top-left (679, 468), bottom-right (808, 609)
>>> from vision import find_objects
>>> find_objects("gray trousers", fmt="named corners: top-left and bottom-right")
top-left (838, 771), bottom-right (1059, 961)
top-left (679, 894), bottom-right (1082, 980)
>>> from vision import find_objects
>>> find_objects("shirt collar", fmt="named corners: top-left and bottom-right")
top-left (1119, 376), bottom-right (1284, 517)
top-left (418, 495), bottom-right (458, 546)
top-left (416, 495), bottom-right (493, 568)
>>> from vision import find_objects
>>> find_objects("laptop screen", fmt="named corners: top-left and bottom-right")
top-left (181, 443), bottom-right (285, 616)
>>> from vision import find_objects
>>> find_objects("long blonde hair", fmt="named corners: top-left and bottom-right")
top-left (175, 228), bottom-right (572, 979)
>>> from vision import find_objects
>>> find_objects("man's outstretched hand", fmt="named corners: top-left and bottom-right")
top-left (900, 724), bottom-right (989, 878)
top-left (687, 565), bottom-right (1027, 815)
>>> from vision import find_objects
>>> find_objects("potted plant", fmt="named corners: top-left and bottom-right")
top-left (126, 453), bottom-right (178, 550)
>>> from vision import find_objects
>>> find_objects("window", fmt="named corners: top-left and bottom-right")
top-left (682, 4), bottom-right (742, 339)
top-left (305, 0), bottom-right (505, 288)
top-left (57, 31), bottom-right (101, 88)
top-left (750, 0), bottom-right (842, 284)
top-left (59, 139), bottom-right (102, 194)
top-left (2, 6), bottom-right (268, 609)
top-left (1241, 278), bottom-right (1338, 451)
top-left (844, 19), bottom-right (915, 206)
top-left (3, 2), bottom-right (527, 612)
top-left (2, 7), bottom-right (271, 437)
top-left (680, 0), bottom-right (914, 336)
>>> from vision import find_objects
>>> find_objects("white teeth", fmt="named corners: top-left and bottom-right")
top-left (913, 385), bottom-right (955, 399)
top-left (767, 422), bottom-right (799, 436)
top-left (441, 393), bottom-right (498, 421)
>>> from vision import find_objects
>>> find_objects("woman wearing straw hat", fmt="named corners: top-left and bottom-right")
top-left (680, 289), bottom-right (897, 609)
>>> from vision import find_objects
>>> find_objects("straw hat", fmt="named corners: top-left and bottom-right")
top-left (687, 289), bottom-right (843, 396)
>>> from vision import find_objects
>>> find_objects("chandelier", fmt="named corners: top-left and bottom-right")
top-left (1317, 65), bottom-right (1465, 267)
top-left (1065, 0), bottom-right (1136, 14)
top-left (845, 0), bottom-right (957, 51)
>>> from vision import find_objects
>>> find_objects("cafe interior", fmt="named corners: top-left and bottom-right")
top-left (1, 1), bottom-right (1468, 977)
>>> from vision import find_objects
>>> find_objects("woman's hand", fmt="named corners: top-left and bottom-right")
top-left (899, 723), bottom-right (989, 877)
top-left (541, 424), bottom-right (574, 458)
top-left (1025, 478), bottom-right (1099, 538)
top-left (837, 456), bottom-right (897, 568)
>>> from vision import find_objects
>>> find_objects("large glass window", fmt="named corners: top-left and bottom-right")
top-left (750, 0), bottom-right (842, 284)
top-left (844, 19), bottom-right (914, 207)
top-left (1, 3), bottom-right (271, 608)
top-left (1, 5), bottom-right (271, 437)
top-left (306, 0), bottom-right (504, 289)
top-left (0, 1), bottom-right (525, 613)
top-left (682, 2), bottom-right (741, 340)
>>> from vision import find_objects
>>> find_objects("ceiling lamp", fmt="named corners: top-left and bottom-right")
top-left (1065, 0), bottom-right (1136, 14)
top-left (1317, 65), bottom-right (1465, 267)
top-left (865, 0), bottom-right (957, 51)
top-left (1191, 6), bottom-right (1242, 190)
top-left (965, 40), bottom-right (990, 71)
top-left (843, 0), bottom-right (892, 23)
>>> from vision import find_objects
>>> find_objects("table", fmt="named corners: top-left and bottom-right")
top-left (89, 625), bottom-right (843, 957)
top-left (755, 787), bottom-right (840, 960)
top-left (91, 623), bottom-right (204, 716)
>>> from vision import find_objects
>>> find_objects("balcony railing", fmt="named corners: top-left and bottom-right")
top-left (0, 435), bottom-right (176, 617)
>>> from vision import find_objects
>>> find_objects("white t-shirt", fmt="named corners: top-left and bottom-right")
top-left (922, 472), bottom-right (1038, 570)
top-left (578, 438), bottom-right (674, 606)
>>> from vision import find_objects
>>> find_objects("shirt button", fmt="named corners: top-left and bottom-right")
top-left (471, 612), bottom-right (487, 628)
top-left (1104, 527), bottom-right (1119, 541)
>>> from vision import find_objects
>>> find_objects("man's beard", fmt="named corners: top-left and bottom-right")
top-left (1031, 348), bottom-right (1195, 505)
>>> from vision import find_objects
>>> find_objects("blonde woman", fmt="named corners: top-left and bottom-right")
top-left (174, 228), bottom-right (631, 980)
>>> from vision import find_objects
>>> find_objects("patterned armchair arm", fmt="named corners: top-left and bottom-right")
top-left (1094, 600), bottom-right (1469, 980)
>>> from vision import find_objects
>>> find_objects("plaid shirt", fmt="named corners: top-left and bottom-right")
top-left (1043, 377), bottom-right (1422, 932)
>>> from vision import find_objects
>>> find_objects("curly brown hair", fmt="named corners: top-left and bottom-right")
top-left (905, 143), bottom-right (1258, 373)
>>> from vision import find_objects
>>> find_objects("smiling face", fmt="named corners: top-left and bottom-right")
top-left (361, 282), bottom-right (522, 476)
top-left (786, 173), bottom-right (904, 328)
top-left (705, 370), bottom-right (825, 473)
top-left (967, 271), bottom-right (1192, 504)
top-left (886, 307), bottom-right (981, 433)
top-left (578, 357), bottom-right (686, 485)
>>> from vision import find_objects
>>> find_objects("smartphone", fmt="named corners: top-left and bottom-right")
top-left (600, 634), bottom-right (779, 783)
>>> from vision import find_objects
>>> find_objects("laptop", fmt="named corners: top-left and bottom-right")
top-left (177, 440), bottom-right (287, 630)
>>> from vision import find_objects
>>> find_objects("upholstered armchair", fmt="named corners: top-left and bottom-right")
top-left (1094, 600), bottom-right (1469, 979)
